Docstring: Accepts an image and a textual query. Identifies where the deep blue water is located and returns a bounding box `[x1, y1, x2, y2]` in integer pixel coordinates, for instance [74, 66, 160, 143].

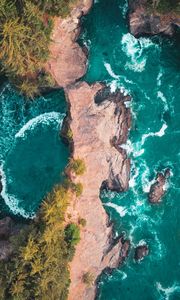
[81, 0, 180, 299]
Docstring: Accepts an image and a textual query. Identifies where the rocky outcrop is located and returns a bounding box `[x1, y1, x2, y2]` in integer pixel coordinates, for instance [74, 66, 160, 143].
[134, 244, 149, 261]
[45, 0, 93, 87]
[148, 169, 170, 203]
[0, 217, 27, 261]
[128, 0, 180, 37]
[65, 82, 131, 300]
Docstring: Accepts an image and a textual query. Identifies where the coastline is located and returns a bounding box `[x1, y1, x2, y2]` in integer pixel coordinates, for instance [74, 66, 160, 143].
[46, 1, 131, 298]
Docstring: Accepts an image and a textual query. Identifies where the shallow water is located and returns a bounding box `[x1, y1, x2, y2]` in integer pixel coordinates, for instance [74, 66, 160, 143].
[81, 0, 180, 299]
[0, 84, 68, 218]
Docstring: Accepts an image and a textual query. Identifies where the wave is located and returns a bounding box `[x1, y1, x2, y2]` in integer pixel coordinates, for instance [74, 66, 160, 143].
[0, 111, 65, 218]
[156, 282, 180, 300]
[121, 33, 158, 72]
[104, 202, 127, 217]
[15, 112, 64, 139]
[141, 123, 168, 145]
[0, 166, 35, 218]
[157, 91, 168, 111]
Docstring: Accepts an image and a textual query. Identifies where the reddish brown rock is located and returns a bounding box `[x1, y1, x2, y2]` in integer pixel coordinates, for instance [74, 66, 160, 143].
[134, 244, 149, 261]
[148, 169, 170, 204]
[65, 82, 131, 300]
[46, 0, 93, 88]
[128, 0, 180, 37]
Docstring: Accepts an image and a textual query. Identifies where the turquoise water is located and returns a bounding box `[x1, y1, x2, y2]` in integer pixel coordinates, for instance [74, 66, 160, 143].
[0, 84, 68, 218]
[81, 0, 180, 299]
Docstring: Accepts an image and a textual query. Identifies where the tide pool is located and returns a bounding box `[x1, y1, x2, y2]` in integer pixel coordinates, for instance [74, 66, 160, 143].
[81, 0, 180, 299]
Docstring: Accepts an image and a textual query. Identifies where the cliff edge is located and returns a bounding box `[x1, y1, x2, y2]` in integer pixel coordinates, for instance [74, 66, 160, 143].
[128, 0, 180, 37]
[65, 82, 131, 300]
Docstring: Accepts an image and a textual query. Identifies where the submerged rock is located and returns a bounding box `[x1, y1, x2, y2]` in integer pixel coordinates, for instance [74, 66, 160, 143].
[134, 244, 149, 261]
[128, 0, 180, 37]
[148, 169, 170, 204]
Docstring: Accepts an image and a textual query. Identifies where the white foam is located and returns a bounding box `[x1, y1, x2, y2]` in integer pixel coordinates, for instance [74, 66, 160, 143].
[104, 202, 127, 217]
[157, 91, 168, 111]
[156, 282, 180, 300]
[141, 123, 168, 145]
[15, 112, 64, 138]
[0, 166, 35, 218]
[121, 33, 156, 72]
[0, 111, 65, 218]
[104, 62, 120, 79]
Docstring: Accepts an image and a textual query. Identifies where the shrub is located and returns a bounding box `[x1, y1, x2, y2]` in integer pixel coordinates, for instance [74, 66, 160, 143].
[82, 272, 94, 287]
[73, 182, 83, 197]
[78, 218, 86, 227]
[0, 184, 76, 299]
[65, 223, 80, 247]
[69, 158, 86, 176]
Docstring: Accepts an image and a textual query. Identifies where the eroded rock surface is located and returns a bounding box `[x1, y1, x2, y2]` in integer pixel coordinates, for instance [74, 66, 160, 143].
[148, 169, 170, 203]
[46, 0, 93, 87]
[65, 82, 131, 300]
[128, 0, 180, 37]
[134, 244, 149, 261]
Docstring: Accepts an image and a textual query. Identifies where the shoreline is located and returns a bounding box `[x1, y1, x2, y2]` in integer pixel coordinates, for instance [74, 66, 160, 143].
[46, 1, 131, 298]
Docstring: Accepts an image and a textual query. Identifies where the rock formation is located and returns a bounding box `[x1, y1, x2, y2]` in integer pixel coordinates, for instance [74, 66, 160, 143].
[0, 217, 26, 261]
[45, 0, 93, 87]
[148, 169, 170, 203]
[65, 82, 131, 300]
[46, 1, 131, 299]
[134, 244, 149, 261]
[128, 0, 180, 37]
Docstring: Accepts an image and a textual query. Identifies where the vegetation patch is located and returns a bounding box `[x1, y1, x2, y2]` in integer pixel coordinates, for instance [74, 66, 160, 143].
[68, 158, 86, 176]
[0, 185, 80, 300]
[0, 0, 77, 98]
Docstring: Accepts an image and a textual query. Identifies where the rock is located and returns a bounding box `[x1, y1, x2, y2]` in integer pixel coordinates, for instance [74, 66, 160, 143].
[128, 0, 180, 37]
[134, 244, 149, 261]
[46, 0, 93, 88]
[148, 169, 170, 203]
[65, 82, 131, 300]
[0, 217, 13, 240]
[0, 240, 13, 261]
[102, 237, 130, 270]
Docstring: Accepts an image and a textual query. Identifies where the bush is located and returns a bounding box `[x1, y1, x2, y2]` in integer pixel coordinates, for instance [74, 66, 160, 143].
[82, 272, 94, 287]
[78, 218, 86, 227]
[65, 223, 80, 247]
[0, 184, 77, 300]
[73, 182, 83, 197]
[69, 158, 86, 176]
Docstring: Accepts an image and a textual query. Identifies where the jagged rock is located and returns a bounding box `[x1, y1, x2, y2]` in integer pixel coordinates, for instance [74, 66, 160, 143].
[134, 244, 149, 261]
[102, 237, 130, 270]
[65, 82, 131, 300]
[128, 0, 180, 37]
[0, 217, 13, 240]
[46, 0, 93, 88]
[148, 169, 170, 203]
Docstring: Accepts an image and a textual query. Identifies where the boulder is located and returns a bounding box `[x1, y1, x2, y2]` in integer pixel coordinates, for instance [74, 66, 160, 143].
[134, 244, 149, 261]
[148, 169, 170, 203]
[128, 0, 180, 37]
